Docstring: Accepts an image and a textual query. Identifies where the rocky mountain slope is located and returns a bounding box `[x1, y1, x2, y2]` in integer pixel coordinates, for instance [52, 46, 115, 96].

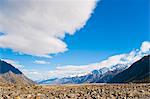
[110, 55, 150, 83]
[0, 60, 35, 85]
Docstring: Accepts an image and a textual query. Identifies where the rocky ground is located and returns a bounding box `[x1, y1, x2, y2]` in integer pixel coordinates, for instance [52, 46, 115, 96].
[0, 83, 150, 99]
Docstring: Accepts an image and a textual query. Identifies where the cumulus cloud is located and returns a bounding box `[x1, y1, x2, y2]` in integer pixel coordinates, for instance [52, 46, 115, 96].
[0, 0, 97, 57]
[140, 41, 150, 53]
[1, 59, 23, 68]
[34, 60, 50, 64]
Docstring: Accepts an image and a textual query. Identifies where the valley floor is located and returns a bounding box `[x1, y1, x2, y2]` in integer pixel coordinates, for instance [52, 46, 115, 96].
[0, 83, 150, 99]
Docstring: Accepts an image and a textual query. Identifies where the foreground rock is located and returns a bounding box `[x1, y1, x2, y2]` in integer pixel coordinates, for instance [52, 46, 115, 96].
[0, 83, 150, 99]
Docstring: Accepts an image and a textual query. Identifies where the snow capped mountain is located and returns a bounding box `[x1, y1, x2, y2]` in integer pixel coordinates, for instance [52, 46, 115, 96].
[39, 41, 150, 84]
[39, 63, 130, 84]
[110, 55, 150, 83]
[39, 52, 150, 84]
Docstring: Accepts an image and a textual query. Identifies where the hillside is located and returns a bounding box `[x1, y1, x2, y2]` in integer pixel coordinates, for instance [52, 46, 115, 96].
[110, 55, 150, 83]
[0, 60, 35, 85]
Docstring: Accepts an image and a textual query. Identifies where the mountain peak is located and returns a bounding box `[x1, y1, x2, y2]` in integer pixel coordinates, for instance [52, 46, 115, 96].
[0, 60, 22, 74]
[0, 59, 35, 85]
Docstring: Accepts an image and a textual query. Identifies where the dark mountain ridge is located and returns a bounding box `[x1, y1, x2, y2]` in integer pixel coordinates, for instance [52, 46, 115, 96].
[0, 59, 35, 85]
[110, 55, 150, 83]
[0, 60, 22, 74]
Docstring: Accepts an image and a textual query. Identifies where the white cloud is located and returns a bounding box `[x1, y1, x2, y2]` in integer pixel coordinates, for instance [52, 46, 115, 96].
[46, 54, 131, 78]
[140, 41, 150, 53]
[1, 59, 23, 68]
[22, 69, 51, 81]
[34, 60, 50, 64]
[0, 0, 97, 58]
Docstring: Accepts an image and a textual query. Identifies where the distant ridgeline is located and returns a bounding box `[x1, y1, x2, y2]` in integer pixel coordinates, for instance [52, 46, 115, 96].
[0, 60, 35, 85]
[39, 55, 150, 84]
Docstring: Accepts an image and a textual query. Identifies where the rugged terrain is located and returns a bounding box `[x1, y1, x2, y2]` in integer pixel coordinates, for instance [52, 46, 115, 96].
[0, 83, 150, 99]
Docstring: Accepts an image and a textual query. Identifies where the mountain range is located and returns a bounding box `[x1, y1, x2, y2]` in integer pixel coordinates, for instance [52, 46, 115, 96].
[0, 55, 149, 85]
[39, 55, 150, 84]
[39, 64, 127, 84]
[0, 60, 35, 85]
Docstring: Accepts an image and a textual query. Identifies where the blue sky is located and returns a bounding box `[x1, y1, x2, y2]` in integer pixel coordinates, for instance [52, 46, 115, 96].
[0, 0, 149, 80]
